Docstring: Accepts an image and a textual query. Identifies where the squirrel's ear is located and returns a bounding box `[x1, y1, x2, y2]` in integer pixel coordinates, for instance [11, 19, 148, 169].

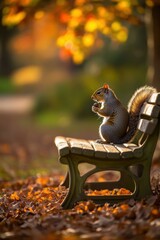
[103, 84, 109, 92]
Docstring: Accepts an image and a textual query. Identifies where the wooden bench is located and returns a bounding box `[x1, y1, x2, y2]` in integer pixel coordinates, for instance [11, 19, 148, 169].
[55, 93, 160, 209]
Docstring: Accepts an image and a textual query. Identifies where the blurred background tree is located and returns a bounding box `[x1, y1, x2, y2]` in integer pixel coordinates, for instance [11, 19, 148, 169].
[1, 0, 160, 89]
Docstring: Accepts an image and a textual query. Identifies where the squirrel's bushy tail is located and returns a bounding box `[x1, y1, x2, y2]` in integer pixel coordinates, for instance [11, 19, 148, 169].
[118, 86, 157, 143]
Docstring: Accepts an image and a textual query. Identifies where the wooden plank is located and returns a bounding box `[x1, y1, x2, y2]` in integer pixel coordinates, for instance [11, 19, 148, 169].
[66, 138, 94, 157]
[55, 136, 68, 146]
[89, 141, 107, 158]
[123, 143, 143, 158]
[148, 93, 160, 105]
[81, 140, 95, 157]
[68, 138, 83, 155]
[137, 118, 158, 135]
[70, 139, 94, 157]
[140, 103, 160, 118]
[114, 144, 134, 158]
[102, 144, 120, 159]
[56, 143, 70, 156]
[54, 136, 70, 156]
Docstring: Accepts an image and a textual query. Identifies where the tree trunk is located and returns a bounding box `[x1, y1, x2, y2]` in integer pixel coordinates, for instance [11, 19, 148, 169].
[146, 5, 160, 91]
[0, 8, 13, 77]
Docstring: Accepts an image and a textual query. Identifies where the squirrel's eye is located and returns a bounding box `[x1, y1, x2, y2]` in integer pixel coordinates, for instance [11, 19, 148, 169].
[97, 91, 101, 95]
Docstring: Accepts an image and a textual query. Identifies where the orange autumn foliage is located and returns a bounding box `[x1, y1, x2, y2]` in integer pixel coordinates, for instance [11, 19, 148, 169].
[10, 191, 20, 200]
[1, 174, 160, 239]
[86, 188, 132, 196]
[1, 0, 154, 64]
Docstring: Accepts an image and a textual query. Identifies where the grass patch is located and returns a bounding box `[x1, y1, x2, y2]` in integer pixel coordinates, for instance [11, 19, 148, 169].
[0, 78, 17, 94]
[0, 155, 65, 180]
[34, 111, 73, 128]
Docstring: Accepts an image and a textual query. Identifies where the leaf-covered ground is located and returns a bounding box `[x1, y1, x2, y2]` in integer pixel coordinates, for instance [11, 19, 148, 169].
[0, 115, 160, 240]
[1, 173, 160, 240]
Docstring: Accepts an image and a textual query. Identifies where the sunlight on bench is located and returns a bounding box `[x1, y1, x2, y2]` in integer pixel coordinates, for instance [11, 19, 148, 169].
[55, 93, 160, 209]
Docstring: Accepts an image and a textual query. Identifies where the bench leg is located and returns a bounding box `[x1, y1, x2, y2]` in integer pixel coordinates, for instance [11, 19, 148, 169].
[118, 168, 138, 194]
[61, 157, 86, 209]
[60, 172, 69, 188]
[136, 161, 152, 199]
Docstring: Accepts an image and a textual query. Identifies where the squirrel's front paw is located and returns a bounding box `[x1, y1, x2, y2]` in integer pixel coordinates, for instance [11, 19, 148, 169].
[92, 102, 101, 113]
[92, 106, 99, 113]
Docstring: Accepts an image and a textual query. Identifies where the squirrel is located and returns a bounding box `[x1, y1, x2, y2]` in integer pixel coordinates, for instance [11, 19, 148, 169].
[91, 84, 157, 144]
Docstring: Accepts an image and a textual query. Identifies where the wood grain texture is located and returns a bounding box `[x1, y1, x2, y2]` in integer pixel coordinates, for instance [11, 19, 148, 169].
[102, 144, 120, 159]
[89, 141, 107, 158]
[68, 138, 83, 154]
[67, 138, 95, 157]
[82, 140, 95, 157]
[114, 144, 134, 158]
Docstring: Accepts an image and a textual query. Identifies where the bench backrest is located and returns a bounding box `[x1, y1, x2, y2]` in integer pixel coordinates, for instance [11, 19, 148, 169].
[132, 92, 160, 146]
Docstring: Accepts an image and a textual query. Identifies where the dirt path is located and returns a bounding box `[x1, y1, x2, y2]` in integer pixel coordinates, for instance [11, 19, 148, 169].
[0, 96, 34, 113]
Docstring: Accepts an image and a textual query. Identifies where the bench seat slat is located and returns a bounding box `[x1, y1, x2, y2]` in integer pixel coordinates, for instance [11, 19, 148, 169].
[55, 137, 143, 159]
[140, 103, 160, 118]
[114, 144, 134, 158]
[102, 144, 120, 159]
[123, 143, 143, 158]
[148, 93, 160, 105]
[75, 139, 95, 157]
[68, 139, 83, 155]
[55, 136, 70, 156]
[67, 138, 95, 157]
[82, 140, 95, 157]
[89, 141, 107, 158]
